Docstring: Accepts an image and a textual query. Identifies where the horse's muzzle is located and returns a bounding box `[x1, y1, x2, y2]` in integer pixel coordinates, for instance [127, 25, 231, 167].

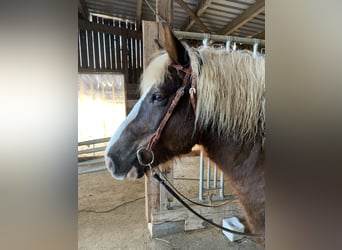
[105, 156, 114, 172]
[105, 156, 124, 180]
[105, 155, 144, 180]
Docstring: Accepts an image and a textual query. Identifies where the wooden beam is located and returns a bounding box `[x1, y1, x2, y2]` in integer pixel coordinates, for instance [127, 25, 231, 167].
[175, 0, 210, 33]
[181, 0, 213, 31]
[218, 0, 265, 35]
[156, 0, 174, 27]
[253, 30, 265, 39]
[78, 0, 90, 21]
[136, 0, 143, 28]
[142, 21, 162, 223]
[78, 19, 142, 39]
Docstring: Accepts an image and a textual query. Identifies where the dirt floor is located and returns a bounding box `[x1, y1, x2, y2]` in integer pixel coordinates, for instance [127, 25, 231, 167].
[78, 157, 261, 250]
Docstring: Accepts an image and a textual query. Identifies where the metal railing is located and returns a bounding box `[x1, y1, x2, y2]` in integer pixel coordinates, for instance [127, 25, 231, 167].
[78, 138, 233, 206]
[78, 137, 110, 175]
[167, 151, 235, 208]
[199, 151, 225, 201]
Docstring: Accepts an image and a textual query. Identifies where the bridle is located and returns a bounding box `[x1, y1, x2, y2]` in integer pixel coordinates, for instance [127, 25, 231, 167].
[136, 63, 195, 169]
[136, 64, 264, 239]
[145, 64, 196, 152]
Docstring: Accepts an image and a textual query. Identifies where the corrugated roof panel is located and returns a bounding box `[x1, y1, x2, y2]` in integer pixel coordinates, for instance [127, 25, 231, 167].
[81, 0, 264, 40]
[212, 0, 252, 9]
[203, 8, 240, 19]
[211, 2, 249, 13]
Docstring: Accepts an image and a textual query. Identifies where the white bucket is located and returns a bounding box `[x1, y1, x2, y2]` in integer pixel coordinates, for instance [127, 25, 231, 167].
[222, 216, 245, 241]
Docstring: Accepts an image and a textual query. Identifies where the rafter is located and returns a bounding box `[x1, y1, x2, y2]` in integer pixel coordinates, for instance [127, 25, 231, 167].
[175, 0, 210, 33]
[157, 0, 174, 27]
[78, 0, 90, 21]
[253, 30, 265, 39]
[218, 0, 265, 35]
[181, 0, 213, 31]
[136, 0, 143, 28]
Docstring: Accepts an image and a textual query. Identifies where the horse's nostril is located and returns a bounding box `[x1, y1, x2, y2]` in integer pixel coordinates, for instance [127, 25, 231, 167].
[106, 157, 114, 172]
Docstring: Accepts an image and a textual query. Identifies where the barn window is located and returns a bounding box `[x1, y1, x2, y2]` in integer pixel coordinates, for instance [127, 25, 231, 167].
[78, 73, 126, 142]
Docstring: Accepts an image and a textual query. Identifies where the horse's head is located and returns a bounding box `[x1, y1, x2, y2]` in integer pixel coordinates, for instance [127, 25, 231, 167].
[105, 24, 198, 180]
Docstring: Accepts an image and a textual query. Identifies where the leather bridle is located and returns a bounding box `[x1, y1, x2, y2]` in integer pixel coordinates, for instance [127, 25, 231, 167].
[136, 64, 195, 168]
[145, 64, 196, 152]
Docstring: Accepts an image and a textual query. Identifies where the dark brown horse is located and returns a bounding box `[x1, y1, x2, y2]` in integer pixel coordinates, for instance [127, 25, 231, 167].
[105, 25, 265, 245]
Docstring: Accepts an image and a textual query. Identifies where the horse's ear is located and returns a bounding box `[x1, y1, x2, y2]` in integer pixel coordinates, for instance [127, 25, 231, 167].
[160, 23, 190, 67]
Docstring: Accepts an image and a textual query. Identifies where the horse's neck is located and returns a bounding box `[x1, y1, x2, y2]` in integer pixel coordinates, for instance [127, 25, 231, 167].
[201, 136, 265, 234]
[204, 138, 265, 200]
[201, 136, 264, 176]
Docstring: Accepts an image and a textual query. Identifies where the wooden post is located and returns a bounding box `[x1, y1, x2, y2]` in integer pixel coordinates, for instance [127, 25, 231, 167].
[142, 21, 161, 223]
[142, 20, 175, 222]
[143, 2, 174, 225]
[159, 162, 174, 211]
[156, 0, 174, 28]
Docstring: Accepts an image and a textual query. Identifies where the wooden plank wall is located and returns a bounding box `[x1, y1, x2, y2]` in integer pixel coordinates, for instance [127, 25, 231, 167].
[78, 16, 143, 107]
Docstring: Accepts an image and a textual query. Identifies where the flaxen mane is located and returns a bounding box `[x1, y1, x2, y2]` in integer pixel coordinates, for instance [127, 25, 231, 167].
[140, 46, 265, 143]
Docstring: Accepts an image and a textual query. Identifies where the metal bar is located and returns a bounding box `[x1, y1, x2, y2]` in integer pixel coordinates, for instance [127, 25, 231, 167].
[226, 40, 231, 51]
[207, 157, 211, 189]
[199, 150, 204, 201]
[203, 187, 223, 191]
[78, 166, 107, 175]
[253, 41, 259, 57]
[213, 164, 217, 188]
[78, 137, 110, 146]
[173, 30, 265, 46]
[220, 170, 224, 199]
[78, 146, 106, 155]
[78, 158, 105, 167]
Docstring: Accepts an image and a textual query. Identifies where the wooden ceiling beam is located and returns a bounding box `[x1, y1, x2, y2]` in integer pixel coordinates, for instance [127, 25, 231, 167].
[78, 19, 142, 39]
[175, 0, 210, 33]
[136, 0, 143, 28]
[78, 0, 90, 21]
[181, 0, 213, 31]
[253, 30, 265, 39]
[157, 0, 174, 27]
[218, 0, 265, 35]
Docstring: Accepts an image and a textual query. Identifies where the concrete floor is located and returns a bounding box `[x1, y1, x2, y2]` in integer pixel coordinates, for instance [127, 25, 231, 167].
[78, 157, 261, 250]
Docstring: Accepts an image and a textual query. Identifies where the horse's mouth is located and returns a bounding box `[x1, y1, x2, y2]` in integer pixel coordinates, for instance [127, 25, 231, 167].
[107, 161, 145, 180]
[105, 154, 147, 180]
[126, 165, 145, 179]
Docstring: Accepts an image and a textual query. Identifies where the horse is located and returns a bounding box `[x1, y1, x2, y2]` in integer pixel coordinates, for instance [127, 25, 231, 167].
[105, 24, 265, 246]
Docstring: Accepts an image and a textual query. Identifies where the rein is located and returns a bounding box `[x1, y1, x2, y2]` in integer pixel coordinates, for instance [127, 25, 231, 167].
[152, 171, 264, 238]
[136, 64, 264, 239]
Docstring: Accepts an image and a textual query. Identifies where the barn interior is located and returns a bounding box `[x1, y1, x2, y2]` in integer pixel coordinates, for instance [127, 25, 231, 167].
[78, 1, 265, 249]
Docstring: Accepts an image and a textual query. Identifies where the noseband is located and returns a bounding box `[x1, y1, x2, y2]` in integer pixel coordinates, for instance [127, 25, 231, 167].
[136, 64, 197, 168]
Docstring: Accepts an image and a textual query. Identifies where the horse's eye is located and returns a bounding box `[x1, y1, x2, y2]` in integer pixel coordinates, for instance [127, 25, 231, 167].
[152, 92, 165, 103]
